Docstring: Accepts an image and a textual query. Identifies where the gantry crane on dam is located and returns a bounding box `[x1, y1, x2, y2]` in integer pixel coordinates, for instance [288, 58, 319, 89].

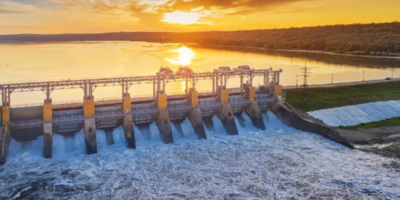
[0, 66, 284, 165]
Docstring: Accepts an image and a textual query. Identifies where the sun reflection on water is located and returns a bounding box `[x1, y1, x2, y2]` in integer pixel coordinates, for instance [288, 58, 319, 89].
[166, 46, 195, 66]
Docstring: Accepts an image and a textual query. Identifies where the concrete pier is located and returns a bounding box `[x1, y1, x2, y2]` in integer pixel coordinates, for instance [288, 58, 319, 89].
[155, 93, 173, 144]
[217, 105, 238, 135]
[244, 85, 265, 130]
[0, 125, 11, 165]
[43, 99, 53, 158]
[2, 106, 10, 127]
[84, 118, 97, 154]
[245, 102, 266, 130]
[156, 110, 173, 144]
[217, 87, 238, 135]
[122, 93, 136, 148]
[43, 122, 53, 158]
[189, 108, 206, 139]
[187, 90, 206, 139]
[123, 114, 136, 148]
[84, 97, 97, 154]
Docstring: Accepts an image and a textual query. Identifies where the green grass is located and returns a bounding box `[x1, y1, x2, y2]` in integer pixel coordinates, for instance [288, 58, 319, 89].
[341, 117, 400, 130]
[285, 81, 400, 112]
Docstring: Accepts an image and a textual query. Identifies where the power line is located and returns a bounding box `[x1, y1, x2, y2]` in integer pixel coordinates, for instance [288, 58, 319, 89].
[300, 62, 311, 88]
[392, 68, 395, 79]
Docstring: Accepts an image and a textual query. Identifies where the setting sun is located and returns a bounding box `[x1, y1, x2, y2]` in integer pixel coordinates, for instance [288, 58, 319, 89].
[166, 46, 195, 66]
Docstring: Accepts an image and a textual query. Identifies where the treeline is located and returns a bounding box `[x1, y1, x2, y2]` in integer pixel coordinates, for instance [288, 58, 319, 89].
[1, 22, 400, 56]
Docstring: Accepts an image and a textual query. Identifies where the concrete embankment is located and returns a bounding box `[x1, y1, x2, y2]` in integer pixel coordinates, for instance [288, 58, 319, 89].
[271, 102, 354, 148]
[307, 100, 400, 127]
[272, 101, 400, 158]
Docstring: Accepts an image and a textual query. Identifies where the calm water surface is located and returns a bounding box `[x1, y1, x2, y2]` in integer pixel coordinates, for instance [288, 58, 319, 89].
[0, 41, 399, 105]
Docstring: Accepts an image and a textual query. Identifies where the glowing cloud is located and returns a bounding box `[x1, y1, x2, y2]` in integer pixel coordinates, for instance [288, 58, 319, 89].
[163, 11, 207, 25]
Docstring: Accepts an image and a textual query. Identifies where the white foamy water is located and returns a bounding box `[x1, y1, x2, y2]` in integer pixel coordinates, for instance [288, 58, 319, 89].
[1, 111, 400, 199]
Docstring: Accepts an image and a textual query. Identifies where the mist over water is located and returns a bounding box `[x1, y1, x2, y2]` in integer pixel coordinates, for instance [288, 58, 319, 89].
[1, 111, 400, 199]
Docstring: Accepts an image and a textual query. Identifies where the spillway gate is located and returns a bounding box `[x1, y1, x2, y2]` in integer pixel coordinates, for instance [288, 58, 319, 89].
[0, 66, 284, 164]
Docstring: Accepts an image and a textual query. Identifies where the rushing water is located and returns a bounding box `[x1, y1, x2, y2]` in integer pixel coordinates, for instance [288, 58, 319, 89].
[1, 112, 399, 199]
[0, 42, 400, 105]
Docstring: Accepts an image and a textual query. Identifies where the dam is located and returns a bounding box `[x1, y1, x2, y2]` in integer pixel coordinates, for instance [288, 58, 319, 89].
[0, 66, 283, 165]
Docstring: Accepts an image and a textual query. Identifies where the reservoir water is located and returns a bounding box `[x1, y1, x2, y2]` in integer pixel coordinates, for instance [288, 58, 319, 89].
[0, 41, 399, 105]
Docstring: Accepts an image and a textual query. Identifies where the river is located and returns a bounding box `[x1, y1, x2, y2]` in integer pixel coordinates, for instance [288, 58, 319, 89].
[1, 42, 399, 199]
[1, 112, 399, 199]
[0, 41, 399, 105]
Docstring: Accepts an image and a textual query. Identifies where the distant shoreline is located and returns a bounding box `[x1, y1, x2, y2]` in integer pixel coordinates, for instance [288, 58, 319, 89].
[1, 40, 399, 60]
[192, 44, 400, 60]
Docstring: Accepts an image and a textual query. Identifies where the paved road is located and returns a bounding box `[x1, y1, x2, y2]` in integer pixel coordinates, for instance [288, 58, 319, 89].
[283, 78, 400, 89]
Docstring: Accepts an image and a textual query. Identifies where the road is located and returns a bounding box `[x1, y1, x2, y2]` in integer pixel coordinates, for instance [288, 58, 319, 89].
[283, 78, 400, 89]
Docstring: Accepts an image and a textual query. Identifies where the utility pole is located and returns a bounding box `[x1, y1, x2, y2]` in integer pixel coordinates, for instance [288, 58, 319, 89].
[392, 68, 395, 79]
[363, 71, 365, 81]
[331, 73, 333, 84]
[300, 63, 311, 88]
[296, 74, 298, 88]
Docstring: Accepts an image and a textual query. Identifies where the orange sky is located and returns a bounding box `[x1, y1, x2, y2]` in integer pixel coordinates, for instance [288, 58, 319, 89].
[0, 0, 399, 34]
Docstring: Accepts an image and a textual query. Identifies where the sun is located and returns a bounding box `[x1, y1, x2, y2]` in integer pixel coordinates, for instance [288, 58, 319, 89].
[163, 11, 203, 25]
[166, 46, 195, 66]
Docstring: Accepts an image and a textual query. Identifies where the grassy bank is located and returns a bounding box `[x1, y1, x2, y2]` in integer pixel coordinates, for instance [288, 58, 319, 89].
[341, 117, 400, 130]
[285, 81, 400, 112]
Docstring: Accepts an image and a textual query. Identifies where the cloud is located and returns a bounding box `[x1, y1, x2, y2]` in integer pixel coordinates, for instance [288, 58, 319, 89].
[0, 0, 38, 14]
[48, 0, 130, 14]
[163, 0, 312, 14]
[47, 0, 315, 27]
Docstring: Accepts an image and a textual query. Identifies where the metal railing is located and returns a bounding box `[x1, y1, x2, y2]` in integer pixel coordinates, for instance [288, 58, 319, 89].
[10, 118, 43, 127]
[12, 103, 43, 108]
[9, 92, 279, 129]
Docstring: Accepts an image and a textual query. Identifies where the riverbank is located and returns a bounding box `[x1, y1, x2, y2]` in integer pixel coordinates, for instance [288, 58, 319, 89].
[284, 81, 400, 112]
[2, 22, 400, 59]
[338, 126, 400, 159]
[274, 101, 400, 159]
[342, 117, 400, 130]
[283, 82, 400, 159]
[192, 44, 400, 60]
